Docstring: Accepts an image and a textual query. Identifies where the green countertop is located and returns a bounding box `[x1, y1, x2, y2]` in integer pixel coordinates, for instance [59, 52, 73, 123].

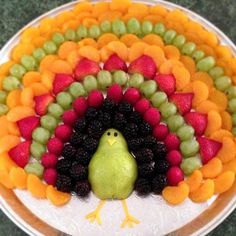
[0, 0, 235, 235]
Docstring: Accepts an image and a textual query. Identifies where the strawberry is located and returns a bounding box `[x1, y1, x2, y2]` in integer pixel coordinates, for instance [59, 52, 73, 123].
[197, 137, 222, 164]
[17, 116, 40, 140]
[154, 74, 176, 95]
[184, 112, 207, 136]
[34, 94, 54, 116]
[103, 54, 128, 72]
[74, 58, 100, 81]
[169, 93, 194, 115]
[128, 55, 157, 80]
[53, 74, 74, 95]
[9, 141, 31, 168]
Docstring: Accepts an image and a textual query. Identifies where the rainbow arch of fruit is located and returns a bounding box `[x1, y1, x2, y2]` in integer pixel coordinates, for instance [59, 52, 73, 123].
[0, 0, 236, 207]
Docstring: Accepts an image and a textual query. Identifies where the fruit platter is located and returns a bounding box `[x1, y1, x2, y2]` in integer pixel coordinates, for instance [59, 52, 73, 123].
[0, 0, 236, 235]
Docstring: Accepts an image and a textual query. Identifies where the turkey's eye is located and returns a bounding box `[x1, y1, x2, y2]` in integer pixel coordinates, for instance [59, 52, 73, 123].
[114, 132, 118, 137]
[107, 132, 110, 136]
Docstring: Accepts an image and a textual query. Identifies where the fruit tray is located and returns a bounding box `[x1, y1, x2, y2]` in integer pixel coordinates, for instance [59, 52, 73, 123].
[0, 0, 236, 235]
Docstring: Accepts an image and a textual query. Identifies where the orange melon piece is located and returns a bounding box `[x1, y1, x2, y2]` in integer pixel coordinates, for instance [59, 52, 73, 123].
[9, 167, 27, 189]
[27, 174, 47, 199]
[49, 60, 73, 74]
[20, 87, 34, 107]
[142, 34, 164, 48]
[209, 89, 227, 111]
[120, 34, 140, 47]
[110, 0, 131, 13]
[192, 71, 213, 89]
[0, 116, 9, 138]
[214, 171, 235, 194]
[164, 45, 180, 60]
[128, 42, 149, 62]
[97, 33, 119, 49]
[46, 185, 71, 206]
[22, 71, 41, 87]
[201, 158, 222, 179]
[189, 179, 215, 202]
[144, 45, 166, 67]
[0, 61, 15, 76]
[29, 83, 49, 96]
[6, 89, 22, 108]
[66, 50, 81, 69]
[0, 135, 20, 154]
[172, 65, 190, 90]
[73, 2, 93, 14]
[78, 38, 98, 48]
[11, 44, 35, 62]
[7, 121, 20, 136]
[162, 182, 189, 205]
[39, 55, 58, 72]
[41, 71, 55, 91]
[58, 41, 78, 59]
[204, 110, 222, 136]
[223, 158, 236, 173]
[195, 100, 219, 113]
[220, 111, 232, 131]
[186, 170, 203, 193]
[0, 152, 17, 172]
[179, 55, 196, 76]
[7, 106, 35, 122]
[217, 137, 236, 163]
[192, 80, 209, 107]
[78, 46, 100, 62]
[0, 167, 15, 189]
[210, 129, 233, 142]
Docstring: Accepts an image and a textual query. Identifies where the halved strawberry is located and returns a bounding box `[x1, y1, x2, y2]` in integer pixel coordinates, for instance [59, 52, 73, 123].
[103, 54, 128, 72]
[184, 112, 207, 136]
[128, 55, 157, 80]
[34, 94, 54, 116]
[74, 58, 100, 81]
[17, 116, 40, 140]
[53, 74, 74, 95]
[170, 93, 194, 115]
[154, 74, 176, 95]
[197, 137, 222, 164]
[9, 141, 31, 168]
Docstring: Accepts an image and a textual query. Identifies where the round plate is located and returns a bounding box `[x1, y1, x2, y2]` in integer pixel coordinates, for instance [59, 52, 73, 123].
[0, 1, 236, 236]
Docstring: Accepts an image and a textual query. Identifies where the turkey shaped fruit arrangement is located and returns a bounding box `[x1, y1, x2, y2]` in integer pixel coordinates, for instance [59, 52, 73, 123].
[0, 0, 236, 228]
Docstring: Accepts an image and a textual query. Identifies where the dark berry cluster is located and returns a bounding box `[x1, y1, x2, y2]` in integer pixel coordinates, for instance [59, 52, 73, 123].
[56, 98, 169, 198]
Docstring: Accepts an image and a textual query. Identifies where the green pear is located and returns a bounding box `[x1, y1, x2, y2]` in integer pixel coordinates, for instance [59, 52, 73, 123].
[88, 128, 137, 200]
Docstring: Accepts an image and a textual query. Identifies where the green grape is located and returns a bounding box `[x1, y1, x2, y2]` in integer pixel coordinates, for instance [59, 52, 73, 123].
[65, 29, 76, 41]
[150, 91, 167, 107]
[69, 82, 86, 98]
[100, 21, 111, 33]
[163, 30, 177, 44]
[129, 73, 144, 88]
[3, 76, 21, 91]
[228, 98, 236, 113]
[97, 70, 113, 90]
[180, 139, 199, 157]
[10, 64, 26, 78]
[141, 20, 153, 35]
[33, 48, 46, 61]
[48, 103, 64, 118]
[127, 18, 141, 35]
[88, 25, 101, 39]
[167, 115, 184, 132]
[197, 56, 215, 71]
[21, 55, 37, 71]
[40, 115, 58, 131]
[112, 19, 126, 36]
[232, 113, 236, 125]
[140, 80, 157, 98]
[24, 162, 44, 178]
[77, 25, 88, 39]
[30, 141, 46, 160]
[56, 92, 73, 109]
[209, 66, 224, 79]
[180, 156, 202, 175]
[0, 91, 7, 104]
[153, 23, 165, 36]
[32, 127, 50, 145]
[83, 75, 98, 92]
[113, 70, 128, 86]
[181, 42, 196, 56]
[159, 102, 177, 119]
[52, 32, 65, 45]
[227, 86, 236, 99]
[192, 50, 205, 61]
[177, 125, 194, 141]
[0, 104, 9, 115]
[232, 127, 236, 136]
[215, 76, 231, 91]
[43, 41, 57, 54]
[172, 35, 186, 49]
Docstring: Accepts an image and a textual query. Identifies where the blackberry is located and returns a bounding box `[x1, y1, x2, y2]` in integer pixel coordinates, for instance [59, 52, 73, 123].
[98, 111, 112, 128]
[128, 111, 142, 124]
[139, 122, 152, 136]
[152, 174, 168, 194]
[127, 138, 144, 151]
[75, 148, 91, 165]
[138, 163, 155, 178]
[155, 159, 170, 174]
[87, 120, 104, 139]
[123, 123, 139, 138]
[74, 118, 87, 133]
[61, 144, 76, 159]
[118, 101, 133, 115]
[152, 142, 167, 159]
[83, 138, 99, 153]
[113, 113, 127, 130]
[102, 98, 117, 113]
[134, 148, 154, 163]
[70, 132, 84, 147]
[85, 107, 98, 121]
[143, 136, 157, 148]
[56, 174, 73, 193]
[74, 180, 91, 197]
[56, 159, 71, 174]
[70, 164, 88, 181]
[135, 178, 151, 196]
